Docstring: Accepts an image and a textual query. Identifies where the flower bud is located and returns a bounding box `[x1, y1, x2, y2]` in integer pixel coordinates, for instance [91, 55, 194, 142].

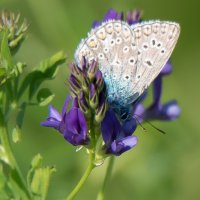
[69, 74, 81, 94]
[87, 60, 98, 81]
[89, 84, 98, 109]
[0, 11, 29, 54]
[82, 75, 89, 93]
[78, 91, 90, 116]
[95, 70, 104, 92]
[70, 63, 83, 81]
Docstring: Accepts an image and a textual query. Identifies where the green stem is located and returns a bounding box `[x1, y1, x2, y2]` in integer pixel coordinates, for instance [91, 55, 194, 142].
[66, 152, 95, 200]
[96, 156, 115, 200]
[0, 111, 31, 199]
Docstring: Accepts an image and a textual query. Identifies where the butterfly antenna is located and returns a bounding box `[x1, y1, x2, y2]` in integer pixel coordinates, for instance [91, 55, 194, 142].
[133, 116, 147, 132]
[133, 114, 166, 134]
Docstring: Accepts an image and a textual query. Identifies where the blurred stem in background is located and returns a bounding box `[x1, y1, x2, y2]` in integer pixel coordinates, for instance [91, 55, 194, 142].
[65, 150, 115, 200]
[96, 156, 115, 200]
[66, 151, 95, 200]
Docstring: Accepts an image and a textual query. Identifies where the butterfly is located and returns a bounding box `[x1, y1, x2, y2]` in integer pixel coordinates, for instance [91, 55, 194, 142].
[74, 20, 180, 119]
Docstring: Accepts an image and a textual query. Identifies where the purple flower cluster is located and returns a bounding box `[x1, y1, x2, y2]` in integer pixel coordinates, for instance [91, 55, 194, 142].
[41, 96, 89, 146]
[41, 9, 180, 157]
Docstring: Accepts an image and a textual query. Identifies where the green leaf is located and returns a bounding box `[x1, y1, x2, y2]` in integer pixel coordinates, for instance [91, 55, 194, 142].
[16, 102, 27, 129]
[31, 154, 43, 169]
[27, 154, 43, 191]
[37, 88, 54, 106]
[0, 164, 10, 200]
[0, 30, 13, 70]
[8, 169, 30, 200]
[27, 154, 56, 200]
[30, 167, 55, 200]
[17, 51, 66, 101]
[0, 145, 10, 166]
[12, 126, 21, 143]
[0, 67, 6, 77]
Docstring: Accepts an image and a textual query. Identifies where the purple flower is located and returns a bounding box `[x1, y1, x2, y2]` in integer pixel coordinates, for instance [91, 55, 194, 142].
[101, 109, 137, 156]
[134, 61, 181, 122]
[64, 106, 89, 146]
[92, 9, 142, 28]
[41, 96, 89, 146]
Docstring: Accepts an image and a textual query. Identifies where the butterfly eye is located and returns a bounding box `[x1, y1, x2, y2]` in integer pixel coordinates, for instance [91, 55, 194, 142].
[156, 42, 162, 49]
[161, 48, 165, 54]
[116, 37, 122, 44]
[115, 60, 121, 65]
[144, 59, 153, 67]
[110, 39, 115, 46]
[151, 39, 156, 47]
[142, 43, 149, 50]
[131, 42, 136, 49]
[124, 75, 130, 80]
[103, 47, 109, 53]
[123, 46, 129, 53]
[128, 57, 135, 65]
[98, 53, 105, 59]
[136, 74, 141, 80]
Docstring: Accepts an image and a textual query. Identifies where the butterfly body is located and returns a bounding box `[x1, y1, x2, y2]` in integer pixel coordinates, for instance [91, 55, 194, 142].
[75, 20, 180, 118]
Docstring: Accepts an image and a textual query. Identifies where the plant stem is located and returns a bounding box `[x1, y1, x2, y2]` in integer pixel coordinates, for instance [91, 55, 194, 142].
[96, 156, 115, 200]
[66, 152, 95, 200]
[0, 111, 31, 199]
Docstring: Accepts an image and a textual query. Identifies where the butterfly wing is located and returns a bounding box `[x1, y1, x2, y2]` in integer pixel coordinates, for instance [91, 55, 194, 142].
[75, 20, 180, 107]
[75, 20, 138, 105]
[126, 21, 180, 104]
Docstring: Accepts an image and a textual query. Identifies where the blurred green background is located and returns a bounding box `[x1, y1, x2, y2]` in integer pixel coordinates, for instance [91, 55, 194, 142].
[1, 0, 200, 199]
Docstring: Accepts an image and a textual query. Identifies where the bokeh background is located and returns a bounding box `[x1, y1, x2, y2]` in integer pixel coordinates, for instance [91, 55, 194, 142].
[0, 0, 200, 199]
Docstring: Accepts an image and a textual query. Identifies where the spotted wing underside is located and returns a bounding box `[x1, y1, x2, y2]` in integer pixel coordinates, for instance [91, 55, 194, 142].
[75, 20, 180, 106]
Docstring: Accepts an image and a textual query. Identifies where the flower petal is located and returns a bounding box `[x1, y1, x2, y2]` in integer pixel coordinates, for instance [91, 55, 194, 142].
[92, 20, 101, 28]
[101, 109, 121, 145]
[110, 136, 138, 156]
[133, 103, 145, 123]
[41, 120, 60, 130]
[62, 95, 72, 116]
[160, 60, 172, 75]
[161, 100, 181, 120]
[64, 108, 88, 146]
[127, 10, 141, 25]
[103, 9, 119, 21]
[151, 75, 162, 107]
[122, 118, 137, 137]
[49, 105, 62, 121]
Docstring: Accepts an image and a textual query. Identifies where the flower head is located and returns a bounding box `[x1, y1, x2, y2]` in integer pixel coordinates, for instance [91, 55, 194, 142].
[0, 11, 29, 54]
[41, 96, 89, 146]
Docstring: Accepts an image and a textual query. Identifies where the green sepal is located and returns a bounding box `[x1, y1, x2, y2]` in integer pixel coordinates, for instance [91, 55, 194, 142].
[37, 88, 54, 106]
[89, 92, 98, 109]
[95, 102, 107, 124]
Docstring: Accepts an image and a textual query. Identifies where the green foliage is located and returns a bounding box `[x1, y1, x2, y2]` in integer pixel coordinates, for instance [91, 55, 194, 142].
[26, 154, 56, 200]
[0, 10, 66, 200]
